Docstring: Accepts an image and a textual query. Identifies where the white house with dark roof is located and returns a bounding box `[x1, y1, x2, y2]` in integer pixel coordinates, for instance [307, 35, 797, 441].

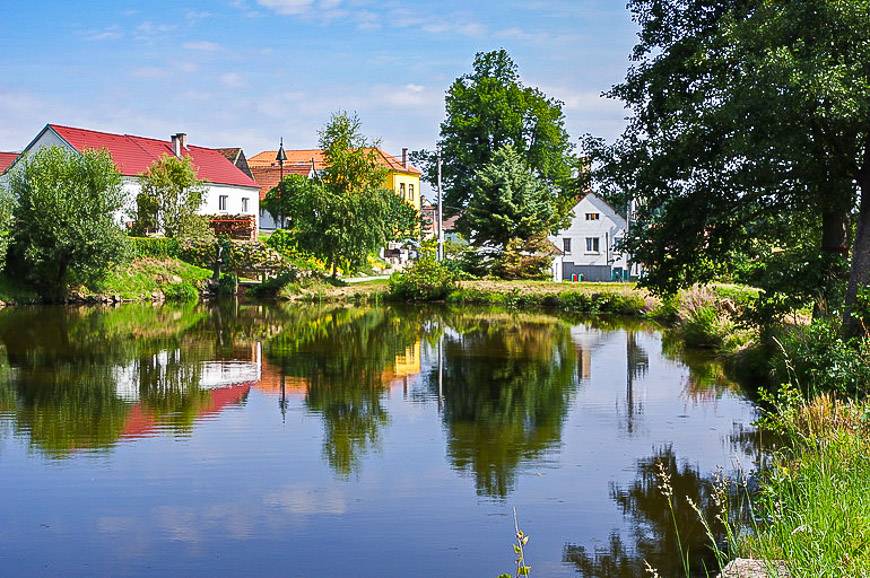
[550, 193, 640, 282]
[5, 124, 261, 234]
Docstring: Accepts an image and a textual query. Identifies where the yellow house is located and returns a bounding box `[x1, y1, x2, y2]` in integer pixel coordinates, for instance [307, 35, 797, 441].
[248, 147, 422, 211]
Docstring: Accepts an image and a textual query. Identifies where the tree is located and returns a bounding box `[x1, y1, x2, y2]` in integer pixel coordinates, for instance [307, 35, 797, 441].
[587, 1, 870, 335]
[262, 174, 311, 229]
[412, 49, 576, 216]
[138, 154, 206, 238]
[460, 145, 569, 248]
[285, 112, 418, 277]
[0, 186, 16, 272]
[8, 146, 128, 297]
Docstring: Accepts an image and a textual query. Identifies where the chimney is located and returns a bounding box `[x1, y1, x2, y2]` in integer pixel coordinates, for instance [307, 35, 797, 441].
[401, 147, 408, 169]
[171, 133, 188, 157]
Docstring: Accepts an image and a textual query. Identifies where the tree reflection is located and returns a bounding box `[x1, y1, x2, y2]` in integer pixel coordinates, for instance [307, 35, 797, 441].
[0, 305, 251, 456]
[432, 312, 579, 498]
[265, 306, 425, 477]
[564, 446, 753, 577]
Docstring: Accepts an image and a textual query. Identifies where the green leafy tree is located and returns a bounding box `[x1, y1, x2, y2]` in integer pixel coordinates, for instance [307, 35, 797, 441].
[461, 145, 569, 249]
[262, 173, 312, 229]
[8, 146, 128, 297]
[587, 0, 870, 335]
[413, 49, 576, 215]
[0, 187, 16, 272]
[286, 112, 418, 277]
[138, 154, 206, 238]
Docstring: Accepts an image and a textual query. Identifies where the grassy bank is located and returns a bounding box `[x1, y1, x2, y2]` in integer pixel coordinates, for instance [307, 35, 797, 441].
[740, 394, 869, 576]
[0, 257, 213, 305]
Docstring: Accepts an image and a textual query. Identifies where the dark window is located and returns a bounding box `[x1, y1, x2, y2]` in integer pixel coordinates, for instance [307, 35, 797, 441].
[585, 213, 600, 221]
[219, 195, 228, 211]
[241, 197, 249, 212]
[586, 237, 600, 253]
[563, 238, 571, 253]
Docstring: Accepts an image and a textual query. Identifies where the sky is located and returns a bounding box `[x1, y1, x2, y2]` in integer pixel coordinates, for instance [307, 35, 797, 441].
[0, 0, 638, 163]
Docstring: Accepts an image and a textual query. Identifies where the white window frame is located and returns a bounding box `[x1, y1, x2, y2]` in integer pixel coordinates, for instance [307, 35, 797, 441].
[585, 212, 600, 221]
[585, 237, 600, 254]
[241, 197, 249, 213]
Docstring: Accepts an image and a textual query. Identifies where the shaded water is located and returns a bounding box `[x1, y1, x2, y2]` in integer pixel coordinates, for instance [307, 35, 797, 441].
[0, 303, 761, 577]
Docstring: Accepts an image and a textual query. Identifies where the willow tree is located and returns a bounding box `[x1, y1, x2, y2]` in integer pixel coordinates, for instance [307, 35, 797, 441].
[589, 0, 870, 335]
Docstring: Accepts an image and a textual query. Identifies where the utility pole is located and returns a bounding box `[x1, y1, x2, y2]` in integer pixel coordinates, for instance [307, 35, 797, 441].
[436, 150, 444, 261]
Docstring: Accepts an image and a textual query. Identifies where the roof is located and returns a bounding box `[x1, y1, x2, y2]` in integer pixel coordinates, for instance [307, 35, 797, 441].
[0, 152, 18, 174]
[46, 124, 258, 188]
[251, 164, 312, 200]
[248, 147, 422, 175]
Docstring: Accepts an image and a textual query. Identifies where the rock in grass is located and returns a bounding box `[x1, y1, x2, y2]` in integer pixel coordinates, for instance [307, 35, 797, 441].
[719, 559, 789, 577]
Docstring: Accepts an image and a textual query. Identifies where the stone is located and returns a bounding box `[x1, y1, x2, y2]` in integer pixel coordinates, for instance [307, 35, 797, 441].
[719, 559, 789, 578]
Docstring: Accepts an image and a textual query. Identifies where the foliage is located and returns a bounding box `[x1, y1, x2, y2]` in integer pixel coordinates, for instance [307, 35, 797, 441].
[129, 192, 158, 236]
[494, 235, 557, 281]
[461, 145, 569, 249]
[7, 146, 129, 297]
[265, 228, 325, 271]
[388, 245, 458, 301]
[262, 174, 313, 228]
[412, 49, 576, 216]
[587, 0, 870, 334]
[89, 257, 211, 301]
[0, 186, 16, 272]
[129, 236, 181, 259]
[769, 320, 870, 398]
[285, 112, 418, 276]
[138, 154, 206, 238]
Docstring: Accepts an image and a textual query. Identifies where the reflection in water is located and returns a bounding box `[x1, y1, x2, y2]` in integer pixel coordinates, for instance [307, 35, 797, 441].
[564, 445, 754, 578]
[431, 312, 579, 498]
[0, 302, 760, 578]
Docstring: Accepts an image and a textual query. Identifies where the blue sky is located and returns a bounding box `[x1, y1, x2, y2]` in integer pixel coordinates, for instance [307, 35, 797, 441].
[0, 1, 637, 161]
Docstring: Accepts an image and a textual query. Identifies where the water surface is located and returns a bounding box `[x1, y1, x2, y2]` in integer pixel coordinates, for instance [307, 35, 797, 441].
[0, 303, 761, 577]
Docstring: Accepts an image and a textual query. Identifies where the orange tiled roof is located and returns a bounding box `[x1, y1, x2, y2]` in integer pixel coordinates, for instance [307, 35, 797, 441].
[249, 147, 421, 175]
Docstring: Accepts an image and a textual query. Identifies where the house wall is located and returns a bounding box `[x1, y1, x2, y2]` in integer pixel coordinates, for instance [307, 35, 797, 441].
[389, 172, 421, 211]
[550, 194, 630, 282]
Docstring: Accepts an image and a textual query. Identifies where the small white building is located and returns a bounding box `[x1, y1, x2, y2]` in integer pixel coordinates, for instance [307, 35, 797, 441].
[550, 193, 640, 282]
[5, 124, 261, 233]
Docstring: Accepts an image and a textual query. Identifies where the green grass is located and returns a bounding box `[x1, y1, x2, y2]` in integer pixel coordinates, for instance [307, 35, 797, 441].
[88, 257, 212, 301]
[741, 397, 869, 577]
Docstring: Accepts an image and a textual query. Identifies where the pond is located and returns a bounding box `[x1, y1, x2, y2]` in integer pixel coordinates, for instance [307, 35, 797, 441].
[0, 303, 762, 578]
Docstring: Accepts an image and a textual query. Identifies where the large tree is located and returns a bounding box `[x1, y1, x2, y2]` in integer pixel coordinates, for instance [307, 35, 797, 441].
[285, 112, 417, 277]
[588, 0, 870, 335]
[413, 49, 577, 216]
[460, 144, 569, 248]
[8, 146, 128, 297]
[138, 154, 206, 238]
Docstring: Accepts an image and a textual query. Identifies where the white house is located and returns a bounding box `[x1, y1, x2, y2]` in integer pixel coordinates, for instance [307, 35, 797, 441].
[5, 124, 261, 234]
[550, 193, 640, 282]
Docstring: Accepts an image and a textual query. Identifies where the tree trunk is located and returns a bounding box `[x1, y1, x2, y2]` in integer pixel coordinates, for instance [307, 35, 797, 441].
[815, 207, 851, 317]
[843, 178, 869, 337]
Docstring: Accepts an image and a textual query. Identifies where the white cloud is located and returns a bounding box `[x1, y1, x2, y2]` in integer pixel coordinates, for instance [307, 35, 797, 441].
[256, 0, 314, 15]
[183, 41, 221, 51]
[219, 72, 246, 88]
[83, 26, 123, 41]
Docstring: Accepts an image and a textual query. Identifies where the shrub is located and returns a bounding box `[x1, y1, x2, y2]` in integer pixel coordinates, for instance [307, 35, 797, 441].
[0, 187, 15, 272]
[770, 320, 870, 398]
[129, 237, 180, 259]
[388, 251, 459, 301]
[161, 281, 199, 302]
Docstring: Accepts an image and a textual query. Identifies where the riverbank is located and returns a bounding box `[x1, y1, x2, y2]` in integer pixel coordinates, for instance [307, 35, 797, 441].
[0, 257, 213, 305]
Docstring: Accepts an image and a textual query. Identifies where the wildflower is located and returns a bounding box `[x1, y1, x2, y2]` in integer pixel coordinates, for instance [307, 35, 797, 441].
[654, 461, 673, 499]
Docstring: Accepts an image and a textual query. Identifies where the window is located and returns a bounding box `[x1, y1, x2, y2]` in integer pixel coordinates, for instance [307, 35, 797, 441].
[409, 184, 415, 200]
[219, 195, 228, 211]
[241, 197, 249, 213]
[563, 238, 572, 253]
[586, 237, 600, 253]
[585, 213, 600, 221]
[399, 183, 406, 200]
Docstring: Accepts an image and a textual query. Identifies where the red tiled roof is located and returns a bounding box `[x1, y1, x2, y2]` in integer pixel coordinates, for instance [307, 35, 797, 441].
[251, 164, 312, 200]
[0, 152, 18, 174]
[249, 147, 422, 175]
[48, 124, 258, 188]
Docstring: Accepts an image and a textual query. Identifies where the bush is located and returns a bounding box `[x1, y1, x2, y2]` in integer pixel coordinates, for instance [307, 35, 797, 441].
[0, 187, 15, 272]
[129, 237, 180, 259]
[161, 281, 199, 302]
[770, 319, 870, 398]
[388, 251, 459, 301]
